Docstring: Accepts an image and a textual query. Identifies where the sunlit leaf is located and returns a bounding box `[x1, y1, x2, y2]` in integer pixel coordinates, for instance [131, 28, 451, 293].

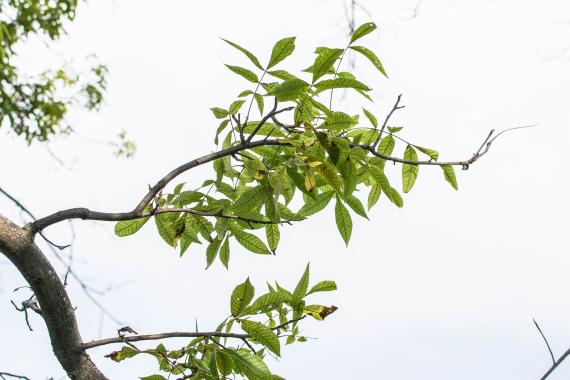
[231, 227, 271, 255]
[225, 64, 259, 83]
[402, 145, 419, 193]
[267, 37, 296, 69]
[441, 164, 458, 190]
[350, 45, 388, 78]
[241, 320, 281, 356]
[307, 281, 337, 295]
[311, 48, 344, 83]
[231, 278, 255, 316]
[335, 200, 352, 246]
[221, 38, 263, 70]
[350, 22, 377, 44]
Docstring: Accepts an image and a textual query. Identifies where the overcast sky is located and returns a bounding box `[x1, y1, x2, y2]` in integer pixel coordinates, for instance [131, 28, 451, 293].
[1, 0, 570, 379]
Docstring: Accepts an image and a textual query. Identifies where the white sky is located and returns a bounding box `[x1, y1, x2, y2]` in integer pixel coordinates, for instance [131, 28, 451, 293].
[1, 0, 570, 379]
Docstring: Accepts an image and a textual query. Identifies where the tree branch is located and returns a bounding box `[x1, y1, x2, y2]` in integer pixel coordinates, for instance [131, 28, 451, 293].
[29, 119, 527, 234]
[30, 139, 286, 232]
[246, 99, 294, 143]
[0, 372, 30, 380]
[0, 215, 107, 379]
[372, 94, 405, 147]
[540, 348, 570, 380]
[82, 331, 248, 350]
[358, 125, 534, 169]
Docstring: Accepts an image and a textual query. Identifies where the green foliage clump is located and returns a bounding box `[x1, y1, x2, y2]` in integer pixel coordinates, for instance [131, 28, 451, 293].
[0, 0, 108, 142]
[112, 22, 459, 379]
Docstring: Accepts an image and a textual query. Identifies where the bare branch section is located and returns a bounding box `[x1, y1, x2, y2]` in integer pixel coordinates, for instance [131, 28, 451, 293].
[0, 372, 31, 380]
[82, 331, 249, 350]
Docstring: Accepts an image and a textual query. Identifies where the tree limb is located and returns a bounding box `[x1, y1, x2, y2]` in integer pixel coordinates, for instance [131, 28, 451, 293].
[82, 331, 249, 350]
[0, 215, 107, 379]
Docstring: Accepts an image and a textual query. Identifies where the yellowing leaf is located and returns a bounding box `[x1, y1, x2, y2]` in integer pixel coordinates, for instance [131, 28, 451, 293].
[402, 145, 419, 193]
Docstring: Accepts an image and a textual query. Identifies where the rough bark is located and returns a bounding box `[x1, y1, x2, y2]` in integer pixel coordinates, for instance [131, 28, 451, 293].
[0, 214, 107, 379]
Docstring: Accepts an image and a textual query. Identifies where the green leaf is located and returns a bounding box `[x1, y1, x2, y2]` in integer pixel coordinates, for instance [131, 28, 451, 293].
[241, 320, 281, 356]
[267, 37, 296, 69]
[254, 93, 264, 115]
[247, 292, 290, 313]
[402, 145, 419, 193]
[219, 237, 230, 269]
[231, 227, 271, 255]
[265, 224, 280, 252]
[115, 216, 150, 237]
[140, 375, 167, 380]
[221, 38, 263, 70]
[206, 238, 222, 268]
[230, 186, 264, 213]
[321, 111, 359, 131]
[226, 349, 271, 379]
[231, 278, 255, 316]
[414, 145, 440, 161]
[154, 214, 177, 247]
[377, 135, 395, 156]
[362, 108, 378, 128]
[229, 99, 246, 114]
[314, 78, 371, 92]
[307, 280, 337, 295]
[292, 263, 310, 303]
[315, 161, 343, 195]
[225, 64, 259, 83]
[266, 78, 309, 99]
[350, 22, 377, 44]
[297, 190, 334, 217]
[210, 107, 229, 119]
[216, 350, 235, 376]
[350, 45, 388, 78]
[346, 194, 368, 219]
[267, 69, 299, 80]
[367, 183, 381, 210]
[441, 164, 458, 190]
[311, 48, 344, 83]
[387, 126, 403, 133]
[335, 200, 352, 246]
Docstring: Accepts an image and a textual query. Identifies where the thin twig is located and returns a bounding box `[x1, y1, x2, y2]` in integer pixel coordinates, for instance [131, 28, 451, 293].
[372, 94, 405, 147]
[534, 319, 555, 364]
[0, 372, 31, 380]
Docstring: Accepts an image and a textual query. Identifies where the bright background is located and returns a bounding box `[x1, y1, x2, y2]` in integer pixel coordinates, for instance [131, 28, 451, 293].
[1, 0, 570, 379]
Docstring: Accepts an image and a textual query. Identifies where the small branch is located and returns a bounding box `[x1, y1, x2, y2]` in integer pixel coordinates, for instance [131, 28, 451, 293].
[0, 372, 31, 380]
[534, 319, 555, 365]
[246, 100, 294, 143]
[272, 315, 306, 331]
[149, 208, 301, 226]
[372, 94, 405, 147]
[82, 331, 248, 350]
[358, 125, 535, 168]
[0, 186, 68, 249]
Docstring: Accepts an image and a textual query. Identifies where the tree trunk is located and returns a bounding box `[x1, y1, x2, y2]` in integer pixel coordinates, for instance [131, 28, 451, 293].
[0, 214, 107, 379]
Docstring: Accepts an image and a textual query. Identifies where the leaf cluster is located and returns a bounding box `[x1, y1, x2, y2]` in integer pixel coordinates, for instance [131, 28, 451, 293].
[0, 0, 109, 142]
[107, 264, 337, 380]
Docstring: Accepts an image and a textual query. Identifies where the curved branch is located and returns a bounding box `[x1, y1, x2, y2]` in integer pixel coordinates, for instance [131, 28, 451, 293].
[0, 214, 107, 379]
[30, 139, 286, 232]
